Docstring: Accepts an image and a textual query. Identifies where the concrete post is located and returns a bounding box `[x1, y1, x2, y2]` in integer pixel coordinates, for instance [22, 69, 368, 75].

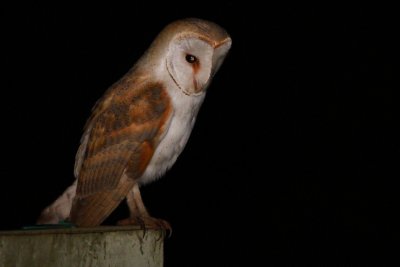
[0, 226, 163, 267]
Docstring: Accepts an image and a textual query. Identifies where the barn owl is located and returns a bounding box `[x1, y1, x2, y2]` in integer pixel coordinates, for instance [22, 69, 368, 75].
[37, 18, 231, 228]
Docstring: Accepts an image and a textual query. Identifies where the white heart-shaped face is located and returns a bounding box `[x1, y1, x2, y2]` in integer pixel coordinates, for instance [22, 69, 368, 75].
[166, 37, 214, 96]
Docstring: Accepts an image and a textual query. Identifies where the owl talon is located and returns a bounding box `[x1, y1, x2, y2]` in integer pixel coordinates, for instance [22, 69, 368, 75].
[117, 216, 172, 238]
[154, 219, 172, 239]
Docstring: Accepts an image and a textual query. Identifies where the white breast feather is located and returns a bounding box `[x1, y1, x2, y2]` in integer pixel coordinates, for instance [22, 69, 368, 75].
[139, 78, 206, 185]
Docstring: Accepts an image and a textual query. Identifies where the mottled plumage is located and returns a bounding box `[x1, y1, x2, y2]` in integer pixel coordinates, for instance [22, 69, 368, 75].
[38, 18, 231, 228]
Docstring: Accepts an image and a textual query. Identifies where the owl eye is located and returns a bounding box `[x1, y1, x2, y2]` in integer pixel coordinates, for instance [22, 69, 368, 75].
[185, 54, 198, 64]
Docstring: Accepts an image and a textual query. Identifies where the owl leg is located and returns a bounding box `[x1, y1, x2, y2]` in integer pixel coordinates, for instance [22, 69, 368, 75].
[117, 183, 171, 235]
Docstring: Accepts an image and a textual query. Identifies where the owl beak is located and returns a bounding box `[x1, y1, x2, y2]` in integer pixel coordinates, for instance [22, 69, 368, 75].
[211, 37, 232, 77]
[196, 37, 231, 93]
[192, 37, 232, 95]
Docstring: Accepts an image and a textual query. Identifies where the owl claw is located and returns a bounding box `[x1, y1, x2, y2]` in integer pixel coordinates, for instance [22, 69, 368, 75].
[117, 216, 172, 238]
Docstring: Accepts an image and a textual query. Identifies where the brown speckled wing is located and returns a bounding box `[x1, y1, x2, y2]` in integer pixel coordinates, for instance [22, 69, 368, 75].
[70, 76, 172, 227]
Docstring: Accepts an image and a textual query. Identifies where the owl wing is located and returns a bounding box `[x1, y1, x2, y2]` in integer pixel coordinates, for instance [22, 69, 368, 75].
[70, 76, 172, 227]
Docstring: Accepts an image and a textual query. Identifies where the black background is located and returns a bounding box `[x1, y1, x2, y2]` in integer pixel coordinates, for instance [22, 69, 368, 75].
[1, 2, 398, 266]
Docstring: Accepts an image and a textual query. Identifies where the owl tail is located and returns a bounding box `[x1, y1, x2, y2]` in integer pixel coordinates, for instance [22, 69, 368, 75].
[36, 180, 77, 224]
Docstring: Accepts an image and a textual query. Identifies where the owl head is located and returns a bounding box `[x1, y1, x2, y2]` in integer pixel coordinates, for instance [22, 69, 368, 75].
[143, 18, 232, 96]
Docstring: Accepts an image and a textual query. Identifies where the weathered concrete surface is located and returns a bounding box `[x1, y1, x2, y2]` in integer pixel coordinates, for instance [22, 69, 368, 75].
[0, 226, 163, 267]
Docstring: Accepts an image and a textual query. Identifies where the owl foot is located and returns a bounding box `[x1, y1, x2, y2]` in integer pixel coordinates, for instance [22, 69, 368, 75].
[117, 216, 172, 238]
